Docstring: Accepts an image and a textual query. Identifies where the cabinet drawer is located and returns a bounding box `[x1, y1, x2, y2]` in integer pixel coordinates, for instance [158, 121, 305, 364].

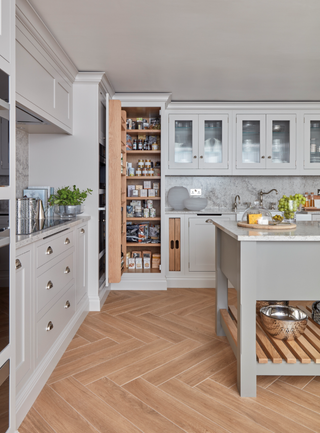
[36, 252, 74, 314]
[36, 230, 73, 268]
[36, 283, 75, 365]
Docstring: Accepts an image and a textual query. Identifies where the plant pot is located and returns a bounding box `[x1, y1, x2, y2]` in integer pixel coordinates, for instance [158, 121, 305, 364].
[54, 205, 84, 218]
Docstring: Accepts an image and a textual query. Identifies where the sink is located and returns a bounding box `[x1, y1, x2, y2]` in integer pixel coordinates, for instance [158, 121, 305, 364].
[183, 197, 208, 211]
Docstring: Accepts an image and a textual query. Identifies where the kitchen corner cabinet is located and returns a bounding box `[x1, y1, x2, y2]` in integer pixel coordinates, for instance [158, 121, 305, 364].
[168, 114, 230, 172]
[303, 115, 320, 170]
[16, 246, 33, 395]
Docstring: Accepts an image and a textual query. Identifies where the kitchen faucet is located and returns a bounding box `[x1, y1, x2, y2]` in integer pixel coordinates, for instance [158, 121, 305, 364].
[259, 189, 278, 207]
[234, 195, 241, 211]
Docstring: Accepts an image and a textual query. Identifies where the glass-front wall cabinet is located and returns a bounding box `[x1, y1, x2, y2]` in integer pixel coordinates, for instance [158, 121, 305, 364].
[169, 114, 229, 170]
[236, 114, 296, 170]
[304, 115, 320, 169]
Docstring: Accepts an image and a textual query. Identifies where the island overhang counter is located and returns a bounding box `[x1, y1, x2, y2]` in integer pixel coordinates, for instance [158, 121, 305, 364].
[212, 219, 320, 397]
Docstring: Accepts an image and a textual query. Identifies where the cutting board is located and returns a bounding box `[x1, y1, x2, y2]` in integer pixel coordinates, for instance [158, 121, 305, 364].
[237, 222, 297, 230]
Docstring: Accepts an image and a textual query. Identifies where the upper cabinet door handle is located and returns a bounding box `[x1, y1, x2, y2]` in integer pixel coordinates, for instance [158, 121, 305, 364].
[170, 240, 174, 249]
[261, 156, 265, 159]
[200, 155, 203, 159]
[64, 238, 70, 245]
[15, 259, 22, 270]
[193, 155, 197, 159]
[80, 228, 85, 234]
[268, 156, 272, 159]
[46, 246, 53, 255]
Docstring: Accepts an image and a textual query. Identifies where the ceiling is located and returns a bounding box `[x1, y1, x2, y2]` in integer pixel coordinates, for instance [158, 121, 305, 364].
[29, 0, 320, 101]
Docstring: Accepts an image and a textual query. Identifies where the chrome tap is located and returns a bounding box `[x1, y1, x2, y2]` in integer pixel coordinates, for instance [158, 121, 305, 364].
[234, 195, 241, 211]
[259, 189, 278, 207]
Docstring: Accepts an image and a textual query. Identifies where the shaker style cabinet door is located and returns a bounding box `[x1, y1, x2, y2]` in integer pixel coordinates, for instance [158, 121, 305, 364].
[169, 115, 198, 169]
[198, 115, 229, 169]
[304, 115, 320, 170]
[188, 218, 215, 272]
[266, 114, 296, 169]
[76, 224, 88, 304]
[169, 218, 181, 272]
[16, 248, 33, 395]
[236, 114, 266, 169]
[0, 0, 11, 64]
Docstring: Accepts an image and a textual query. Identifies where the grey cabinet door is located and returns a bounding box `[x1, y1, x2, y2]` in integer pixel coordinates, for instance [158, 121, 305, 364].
[189, 218, 215, 272]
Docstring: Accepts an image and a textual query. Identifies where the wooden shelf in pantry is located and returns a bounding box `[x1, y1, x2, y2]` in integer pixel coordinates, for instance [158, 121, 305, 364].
[126, 197, 160, 200]
[126, 129, 161, 135]
[127, 176, 161, 180]
[124, 268, 161, 274]
[126, 150, 161, 154]
[126, 243, 161, 247]
[126, 217, 161, 221]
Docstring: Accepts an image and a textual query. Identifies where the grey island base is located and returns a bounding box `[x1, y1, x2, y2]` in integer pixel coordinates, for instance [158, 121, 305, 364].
[213, 220, 320, 397]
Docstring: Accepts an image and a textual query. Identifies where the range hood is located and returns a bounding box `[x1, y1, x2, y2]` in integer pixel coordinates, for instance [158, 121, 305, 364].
[16, 105, 47, 125]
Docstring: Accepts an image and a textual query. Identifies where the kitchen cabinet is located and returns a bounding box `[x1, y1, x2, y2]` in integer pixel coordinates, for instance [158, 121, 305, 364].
[76, 223, 88, 304]
[168, 114, 230, 172]
[235, 114, 296, 170]
[303, 115, 320, 170]
[16, 246, 33, 395]
[0, 0, 11, 64]
[188, 217, 216, 272]
[0, 118, 9, 176]
[169, 218, 181, 271]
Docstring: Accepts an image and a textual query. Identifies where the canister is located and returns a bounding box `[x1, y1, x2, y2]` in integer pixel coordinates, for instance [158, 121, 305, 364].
[128, 167, 135, 176]
[150, 208, 156, 218]
[147, 200, 153, 209]
[152, 143, 159, 151]
[16, 198, 29, 219]
[143, 208, 149, 218]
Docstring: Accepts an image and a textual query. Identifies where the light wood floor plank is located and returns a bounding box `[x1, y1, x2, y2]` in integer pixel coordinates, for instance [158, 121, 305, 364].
[108, 339, 201, 386]
[58, 337, 118, 367]
[160, 378, 272, 433]
[33, 385, 98, 433]
[143, 339, 228, 386]
[124, 377, 229, 433]
[173, 298, 215, 317]
[139, 312, 214, 343]
[177, 346, 235, 387]
[302, 376, 320, 397]
[151, 296, 209, 317]
[94, 313, 160, 343]
[65, 335, 90, 352]
[48, 338, 144, 385]
[119, 313, 187, 343]
[88, 377, 185, 433]
[163, 313, 218, 339]
[210, 361, 237, 388]
[197, 379, 315, 433]
[74, 339, 172, 386]
[127, 295, 182, 316]
[268, 379, 320, 414]
[51, 377, 143, 433]
[257, 376, 280, 389]
[76, 323, 106, 343]
[19, 407, 56, 433]
[104, 294, 165, 316]
[279, 375, 316, 389]
[83, 315, 133, 343]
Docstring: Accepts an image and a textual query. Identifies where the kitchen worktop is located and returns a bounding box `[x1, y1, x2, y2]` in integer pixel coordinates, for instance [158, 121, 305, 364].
[210, 219, 320, 241]
[165, 208, 235, 214]
[16, 215, 90, 248]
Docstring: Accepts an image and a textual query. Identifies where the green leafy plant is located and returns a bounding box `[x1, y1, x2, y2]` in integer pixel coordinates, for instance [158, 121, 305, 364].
[49, 185, 93, 206]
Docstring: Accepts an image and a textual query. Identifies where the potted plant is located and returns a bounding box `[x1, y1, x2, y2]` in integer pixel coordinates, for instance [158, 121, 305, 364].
[49, 185, 93, 217]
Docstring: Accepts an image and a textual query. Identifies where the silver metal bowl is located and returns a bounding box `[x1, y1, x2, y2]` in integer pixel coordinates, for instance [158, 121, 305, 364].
[260, 305, 308, 341]
[256, 300, 288, 316]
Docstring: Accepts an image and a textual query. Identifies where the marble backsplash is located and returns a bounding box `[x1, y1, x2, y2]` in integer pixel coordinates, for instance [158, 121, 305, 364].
[16, 127, 29, 197]
[165, 176, 320, 210]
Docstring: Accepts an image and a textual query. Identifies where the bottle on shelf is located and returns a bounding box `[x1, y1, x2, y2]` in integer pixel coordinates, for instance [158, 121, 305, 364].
[304, 192, 310, 208]
[310, 192, 315, 207]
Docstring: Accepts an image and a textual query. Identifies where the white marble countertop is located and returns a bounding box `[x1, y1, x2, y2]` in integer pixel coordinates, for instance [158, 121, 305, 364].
[210, 219, 320, 241]
[165, 207, 236, 215]
[0, 229, 9, 248]
[16, 216, 91, 248]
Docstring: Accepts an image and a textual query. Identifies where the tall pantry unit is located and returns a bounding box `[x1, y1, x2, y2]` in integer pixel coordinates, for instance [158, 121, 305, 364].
[109, 94, 170, 290]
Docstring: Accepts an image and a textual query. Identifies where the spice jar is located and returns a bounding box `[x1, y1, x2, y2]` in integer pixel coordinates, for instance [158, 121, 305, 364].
[147, 168, 154, 176]
[138, 160, 144, 169]
[152, 143, 159, 151]
[136, 168, 142, 176]
[145, 159, 151, 169]
[142, 168, 148, 176]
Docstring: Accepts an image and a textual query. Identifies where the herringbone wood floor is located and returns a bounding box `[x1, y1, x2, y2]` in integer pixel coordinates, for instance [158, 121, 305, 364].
[19, 288, 320, 433]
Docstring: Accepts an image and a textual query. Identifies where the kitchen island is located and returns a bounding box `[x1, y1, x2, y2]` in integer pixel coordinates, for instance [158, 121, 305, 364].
[213, 219, 320, 397]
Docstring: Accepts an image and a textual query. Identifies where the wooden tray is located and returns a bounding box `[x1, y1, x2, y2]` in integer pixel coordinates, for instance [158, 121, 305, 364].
[303, 207, 320, 211]
[221, 304, 320, 364]
[237, 222, 296, 230]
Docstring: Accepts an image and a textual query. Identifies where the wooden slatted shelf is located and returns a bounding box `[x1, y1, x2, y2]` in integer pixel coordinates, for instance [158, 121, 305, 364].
[221, 304, 320, 365]
[124, 268, 161, 274]
[126, 129, 161, 135]
[127, 150, 161, 154]
[127, 176, 161, 179]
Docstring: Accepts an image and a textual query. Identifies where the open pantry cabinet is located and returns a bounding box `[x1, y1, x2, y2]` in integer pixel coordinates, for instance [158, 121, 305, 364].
[109, 94, 171, 290]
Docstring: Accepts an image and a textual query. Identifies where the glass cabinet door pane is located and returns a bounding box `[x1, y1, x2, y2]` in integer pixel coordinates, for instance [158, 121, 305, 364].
[310, 121, 320, 164]
[204, 120, 222, 163]
[242, 120, 260, 163]
[272, 121, 290, 163]
[174, 120, 193, 164]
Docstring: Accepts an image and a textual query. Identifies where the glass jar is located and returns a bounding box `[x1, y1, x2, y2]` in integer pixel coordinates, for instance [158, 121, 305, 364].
[142, 168, 148, 176]
[138, 160, 144, 169]
[145, 159, 151, 169]
[311, 139, 317, 153]
[136, 168, 142, 176]
[310, 192, 315, 207]
[304, 192, 310, 207]
[241, 201, 273, 225]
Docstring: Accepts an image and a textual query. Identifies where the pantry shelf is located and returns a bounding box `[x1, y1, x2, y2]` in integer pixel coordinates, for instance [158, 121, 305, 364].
[126, 243, 161, 247]
[126, 217, 161, 221]
[126, 129, 161, 135]
[126, 150, 161, 154]
[127, 176, 161, 180]
[126, 197, 161, 200]
[125, 268, 161, 274]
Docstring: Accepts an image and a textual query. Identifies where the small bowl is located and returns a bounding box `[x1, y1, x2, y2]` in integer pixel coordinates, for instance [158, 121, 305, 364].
[183, 197, 208, 211]
[54, 204, 84, 218]
[256, 300, 288, 316]
[260, 305, 308, 341]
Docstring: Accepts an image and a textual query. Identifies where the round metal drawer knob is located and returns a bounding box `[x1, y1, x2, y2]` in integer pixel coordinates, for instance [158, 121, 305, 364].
[268, 156, 272, 159]
[64, 266, 71, 274]
[80, 228, 85, 234]
[46, 246, 53, 255]
[200, 155, 203, 159]
[261, 156, 265, 159]
[46, 280, 53, 290]
[64, 300, 71, 309]
[64, 238, 70, 245]
[193, 155, 197, 159]
[46, 321, 54, 331]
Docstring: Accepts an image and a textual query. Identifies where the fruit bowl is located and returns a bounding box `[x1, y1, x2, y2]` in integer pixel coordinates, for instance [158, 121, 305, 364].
[278, 194, 305, 223]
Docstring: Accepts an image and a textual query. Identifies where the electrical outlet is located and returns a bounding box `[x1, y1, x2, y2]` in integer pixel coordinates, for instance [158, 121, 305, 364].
[190, 189, 202, 196]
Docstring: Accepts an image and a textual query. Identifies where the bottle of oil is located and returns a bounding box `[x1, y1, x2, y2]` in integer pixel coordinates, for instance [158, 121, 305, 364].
[304, 192, 310, 207]
[310, 192, 315, 207]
